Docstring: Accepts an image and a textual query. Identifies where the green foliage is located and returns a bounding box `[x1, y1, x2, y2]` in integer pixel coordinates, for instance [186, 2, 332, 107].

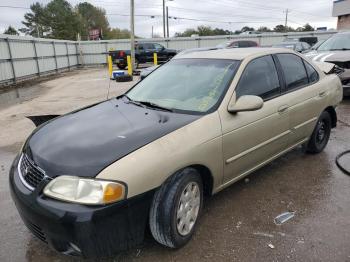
[4, 26, 19, 35]
[175, 26, 234, 37]
[76, 2, 110, 40]
[296, 23, 315, 32]
[19, 3, 48, 37]
[20, 0, 131, 40]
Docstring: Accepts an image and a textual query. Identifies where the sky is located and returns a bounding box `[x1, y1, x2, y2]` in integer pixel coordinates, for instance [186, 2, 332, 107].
[0, 0, 337, 38]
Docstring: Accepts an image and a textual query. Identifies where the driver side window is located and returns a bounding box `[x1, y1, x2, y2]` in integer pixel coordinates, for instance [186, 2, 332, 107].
[235, 55, 280, 100]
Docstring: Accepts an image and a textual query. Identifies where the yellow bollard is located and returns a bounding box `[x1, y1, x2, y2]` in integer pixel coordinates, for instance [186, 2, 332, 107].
[127, 55, 132, 76]
[107, 55, 113, 78]
[153, 53, 158, 65]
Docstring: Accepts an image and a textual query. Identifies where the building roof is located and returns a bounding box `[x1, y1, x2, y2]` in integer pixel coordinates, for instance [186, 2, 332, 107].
[173, 47, 294, 60]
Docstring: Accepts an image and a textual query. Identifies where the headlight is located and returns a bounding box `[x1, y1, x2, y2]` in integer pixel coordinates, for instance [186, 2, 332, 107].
[43, 176, 126, 205]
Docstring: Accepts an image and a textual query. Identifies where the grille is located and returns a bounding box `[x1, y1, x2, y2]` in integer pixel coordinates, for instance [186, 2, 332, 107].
[24, 220, 47, 243]
[19, 154, 46, 190]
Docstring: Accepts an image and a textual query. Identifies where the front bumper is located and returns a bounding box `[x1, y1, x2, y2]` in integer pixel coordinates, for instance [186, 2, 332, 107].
[9, 155, 154, 258]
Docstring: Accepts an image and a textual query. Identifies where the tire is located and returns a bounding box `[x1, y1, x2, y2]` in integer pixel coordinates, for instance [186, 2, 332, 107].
[305, 111, 332, 154]
[116, 63, 126, 70]
[115, 75, 133, 82]
[149, 168, 203, 248]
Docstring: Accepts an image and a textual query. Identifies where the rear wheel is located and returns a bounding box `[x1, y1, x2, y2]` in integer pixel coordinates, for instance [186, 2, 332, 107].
[305, 111, 331, 154]
[149, 168, 203, 248]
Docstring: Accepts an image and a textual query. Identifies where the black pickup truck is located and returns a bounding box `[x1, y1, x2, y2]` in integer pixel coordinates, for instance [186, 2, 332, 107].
[109, 43, 177, 69]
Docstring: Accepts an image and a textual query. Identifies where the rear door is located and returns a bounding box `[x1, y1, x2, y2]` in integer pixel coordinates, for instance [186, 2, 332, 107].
[274, 53, 327, 146]
[221, 55, 292, 183]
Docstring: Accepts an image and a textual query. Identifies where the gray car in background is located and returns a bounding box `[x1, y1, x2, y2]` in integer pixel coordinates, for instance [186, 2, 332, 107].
[273, 41, 311, 53]
[305, 32, 350, 96]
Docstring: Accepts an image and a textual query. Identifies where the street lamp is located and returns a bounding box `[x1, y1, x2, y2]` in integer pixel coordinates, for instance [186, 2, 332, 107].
[163, 0, 174, 38]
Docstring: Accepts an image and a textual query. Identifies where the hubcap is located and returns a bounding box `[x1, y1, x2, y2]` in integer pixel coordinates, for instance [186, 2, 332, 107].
[316, 120, 326, 143]
[176, 182, 200, 236]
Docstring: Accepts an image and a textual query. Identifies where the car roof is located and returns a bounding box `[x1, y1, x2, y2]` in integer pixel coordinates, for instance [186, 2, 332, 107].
[172, 47, 295, 60]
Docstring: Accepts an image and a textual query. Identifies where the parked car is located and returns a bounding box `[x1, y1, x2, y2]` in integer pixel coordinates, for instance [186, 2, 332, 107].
[140, 47, 219, 79]
[216, 40, 259, 48]
[285, 36, 318, 46]
[109, 42, 177, 69]
[10, 48, 342, 258]
[310, 39, 325, 50]
[272, 41, 311, 53]
[140, 42, 258, 79]
[305, 31, 350, 96]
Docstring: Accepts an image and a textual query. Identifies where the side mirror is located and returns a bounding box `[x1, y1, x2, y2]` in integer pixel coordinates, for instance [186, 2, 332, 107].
[228, 95, 264, 113]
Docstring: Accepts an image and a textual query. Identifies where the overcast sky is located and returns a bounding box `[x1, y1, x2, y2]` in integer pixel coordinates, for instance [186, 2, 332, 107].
[0, 0, 337, 38]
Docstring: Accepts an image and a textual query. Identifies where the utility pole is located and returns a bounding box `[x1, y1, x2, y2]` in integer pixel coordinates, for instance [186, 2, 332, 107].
[130, 0, 135, 72]
[284, 9, 289, 32]
[166, 6, 169, 38]
[162, 0, 166, 37]
[152, 26, 154, 38]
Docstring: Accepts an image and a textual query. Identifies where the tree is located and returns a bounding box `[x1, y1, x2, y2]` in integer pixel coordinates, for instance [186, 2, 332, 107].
[175, 26, 234, 37]
[44, 0, 81, 40]
[302, 23, 315, 32]
[4, 26, 19, 35]
[257, 26, 272, 33]
[76, 2, 110, 40]
[274, 24, 286, 32]
[20, 0, 82, 40]
[108, 28, 132, 39]
[19, 2, 48, 37]
[241, 26, 255, 32]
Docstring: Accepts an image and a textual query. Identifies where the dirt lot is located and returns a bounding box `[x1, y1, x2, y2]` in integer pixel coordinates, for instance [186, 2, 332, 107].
[0, 68, 349, 262]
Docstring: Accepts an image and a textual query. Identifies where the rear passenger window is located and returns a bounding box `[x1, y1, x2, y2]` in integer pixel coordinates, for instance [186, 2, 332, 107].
[236, 55, 280, 100]
[304, 61, 319, 84]
[277, 54, 308, 91]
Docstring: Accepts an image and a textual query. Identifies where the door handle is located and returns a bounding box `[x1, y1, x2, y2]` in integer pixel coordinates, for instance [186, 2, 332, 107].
[278, 105, 289, 113]
[319, 91, 326, 97]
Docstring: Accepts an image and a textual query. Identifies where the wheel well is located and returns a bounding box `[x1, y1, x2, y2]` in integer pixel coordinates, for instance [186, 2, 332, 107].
[325, 106, 337, 128]
[189, 165, 214, 197]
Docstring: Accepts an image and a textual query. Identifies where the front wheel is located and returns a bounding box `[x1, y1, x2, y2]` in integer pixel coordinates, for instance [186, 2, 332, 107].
[305, 111, 331, 154]
[149, 168, 203, 248]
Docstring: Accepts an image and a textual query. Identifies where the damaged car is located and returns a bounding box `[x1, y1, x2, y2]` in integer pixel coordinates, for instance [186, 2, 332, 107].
[305, 31, 350, 96]
[9, 48, 342, 258]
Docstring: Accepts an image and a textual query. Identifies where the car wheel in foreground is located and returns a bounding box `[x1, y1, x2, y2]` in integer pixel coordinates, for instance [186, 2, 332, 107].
[149, 168, 203, 248]
[305, 111, 331, 154]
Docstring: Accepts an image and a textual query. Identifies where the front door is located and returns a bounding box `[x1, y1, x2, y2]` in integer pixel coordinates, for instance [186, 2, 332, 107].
[220, 55, 292, 183]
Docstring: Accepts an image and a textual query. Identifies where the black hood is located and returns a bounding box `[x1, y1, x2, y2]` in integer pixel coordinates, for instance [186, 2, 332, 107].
[23, 98, 200, 178]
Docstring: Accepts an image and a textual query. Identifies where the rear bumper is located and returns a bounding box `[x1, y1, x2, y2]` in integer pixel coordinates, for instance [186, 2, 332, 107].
[9, 155, 154, 258]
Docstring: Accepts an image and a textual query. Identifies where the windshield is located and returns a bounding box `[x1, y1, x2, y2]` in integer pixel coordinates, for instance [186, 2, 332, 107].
[127, 58, 239, 114]
[317, 34, 350, 51]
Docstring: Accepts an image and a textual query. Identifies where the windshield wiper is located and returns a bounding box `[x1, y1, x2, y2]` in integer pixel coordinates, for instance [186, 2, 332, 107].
[329, 48, 350, 51]
[138, 101, 173, 112]
[122, 94, 145, 108]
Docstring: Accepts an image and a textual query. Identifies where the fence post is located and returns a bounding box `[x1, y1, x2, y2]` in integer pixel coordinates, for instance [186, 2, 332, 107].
[105, 42, 108, 64]
[65, 42, 70, 71]
[33, 40, 40, 76]
[5, 37, 16, 85]
[52, 41, 58, 72]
